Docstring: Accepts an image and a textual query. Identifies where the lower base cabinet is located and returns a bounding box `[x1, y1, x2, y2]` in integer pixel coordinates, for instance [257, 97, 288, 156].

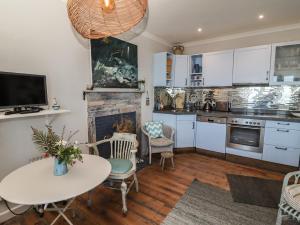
[196, 122, 226, 153]
[262, 144, 300, 167]
[176, 118, 196, 148]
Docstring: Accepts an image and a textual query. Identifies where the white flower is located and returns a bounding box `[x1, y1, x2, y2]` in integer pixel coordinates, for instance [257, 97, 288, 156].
[56, 140, 67, 146]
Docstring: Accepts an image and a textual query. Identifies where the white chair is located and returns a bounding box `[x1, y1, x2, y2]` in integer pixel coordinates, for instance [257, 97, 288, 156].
[87, 133, 139, 214]
[142, 123, 175, 164]
[276, 171, 300, 225]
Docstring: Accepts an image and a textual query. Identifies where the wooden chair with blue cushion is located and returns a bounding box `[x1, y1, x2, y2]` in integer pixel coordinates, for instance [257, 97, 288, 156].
[87, 133, 139, 214]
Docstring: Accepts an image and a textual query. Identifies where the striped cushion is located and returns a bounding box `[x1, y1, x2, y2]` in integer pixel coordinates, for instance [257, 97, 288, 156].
[283, 184, 300, 212]
[145, 121, 164, 138]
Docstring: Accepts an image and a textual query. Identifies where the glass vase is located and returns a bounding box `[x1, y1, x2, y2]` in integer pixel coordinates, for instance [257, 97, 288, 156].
[54, 158, 68, 176]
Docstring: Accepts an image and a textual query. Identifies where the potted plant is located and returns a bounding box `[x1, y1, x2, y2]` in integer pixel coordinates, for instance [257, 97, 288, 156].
[31, 125, 83, 176]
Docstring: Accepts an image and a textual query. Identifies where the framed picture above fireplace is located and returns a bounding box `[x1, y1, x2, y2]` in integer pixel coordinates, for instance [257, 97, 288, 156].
[91, 37, 138, 89]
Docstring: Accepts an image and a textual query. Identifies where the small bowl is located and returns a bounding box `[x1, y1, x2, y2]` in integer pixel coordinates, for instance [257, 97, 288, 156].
[52, 105, 61, 110]
[291, 112, 300, 118]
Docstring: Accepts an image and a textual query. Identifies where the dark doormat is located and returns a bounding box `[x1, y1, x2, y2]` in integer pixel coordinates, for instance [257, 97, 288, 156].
[227, 174, 282, 208]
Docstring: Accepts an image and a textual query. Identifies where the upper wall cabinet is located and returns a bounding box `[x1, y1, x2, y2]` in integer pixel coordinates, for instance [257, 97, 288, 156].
[153, 52, 174, 87]
[190, 54, 203, 87]
[174, 55, 189, 87]
[270, 41, 300, 85]
[233, 45, 271, 84]
[202, 50, 234, 87]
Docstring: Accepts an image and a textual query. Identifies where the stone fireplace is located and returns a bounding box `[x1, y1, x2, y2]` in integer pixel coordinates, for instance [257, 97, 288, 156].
[86, 92, 142, 157]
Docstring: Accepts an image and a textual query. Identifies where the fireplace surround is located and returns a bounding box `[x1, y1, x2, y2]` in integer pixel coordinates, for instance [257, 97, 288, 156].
[86, 92, 142, 157]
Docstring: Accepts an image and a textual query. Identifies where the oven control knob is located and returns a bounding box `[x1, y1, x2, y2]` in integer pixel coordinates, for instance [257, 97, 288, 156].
[249, 122, 252, 124]
[245, 121, 248, 124]
[257, 122, 260, 125]
[253, 122, 256, 125]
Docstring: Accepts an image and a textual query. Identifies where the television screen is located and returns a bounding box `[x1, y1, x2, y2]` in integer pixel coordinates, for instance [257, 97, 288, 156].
[0, 72, 48, 109]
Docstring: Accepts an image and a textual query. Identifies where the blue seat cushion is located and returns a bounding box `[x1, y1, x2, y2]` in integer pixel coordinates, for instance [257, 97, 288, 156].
[108, 159, 133, 174]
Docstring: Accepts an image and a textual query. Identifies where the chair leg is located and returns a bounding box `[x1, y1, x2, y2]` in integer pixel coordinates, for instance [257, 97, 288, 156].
[276, 208, 283, 225]
[133, 173, 139, 192]
[162, 157, 165, 171]
[87, 191, 92, 207]
[171, 157, 175, 169]
[149, 153, 152, 165]
[121, 181, 128, 215]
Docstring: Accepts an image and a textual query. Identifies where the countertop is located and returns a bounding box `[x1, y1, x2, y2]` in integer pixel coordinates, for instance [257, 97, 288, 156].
[153, 110, 300, 122]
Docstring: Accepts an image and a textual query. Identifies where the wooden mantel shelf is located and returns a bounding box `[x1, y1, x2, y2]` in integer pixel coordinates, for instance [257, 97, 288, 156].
[0, 109, 70, 121]
[83, 88, 144, 100]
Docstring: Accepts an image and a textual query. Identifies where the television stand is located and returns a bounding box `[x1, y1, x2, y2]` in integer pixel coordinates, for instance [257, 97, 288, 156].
[4, 107, 44, 115]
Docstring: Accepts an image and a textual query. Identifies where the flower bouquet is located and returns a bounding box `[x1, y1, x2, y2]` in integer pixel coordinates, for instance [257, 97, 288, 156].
[31, 125, 83, 176]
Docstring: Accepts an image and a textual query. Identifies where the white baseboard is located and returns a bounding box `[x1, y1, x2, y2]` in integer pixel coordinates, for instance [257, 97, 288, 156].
[0, 201, 29, 224]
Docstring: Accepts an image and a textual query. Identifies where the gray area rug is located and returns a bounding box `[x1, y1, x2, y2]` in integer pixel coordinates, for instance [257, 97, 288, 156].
[162, 179, 297, 225]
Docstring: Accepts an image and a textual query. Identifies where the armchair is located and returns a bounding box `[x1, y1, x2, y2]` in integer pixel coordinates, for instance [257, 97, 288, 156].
[142, 123, 175, 164]
[276, 171, 300, 225]
[87, 133, 138, 214]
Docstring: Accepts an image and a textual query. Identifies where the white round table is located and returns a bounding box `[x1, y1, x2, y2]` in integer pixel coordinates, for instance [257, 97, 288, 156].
[0, 154, 111, 224]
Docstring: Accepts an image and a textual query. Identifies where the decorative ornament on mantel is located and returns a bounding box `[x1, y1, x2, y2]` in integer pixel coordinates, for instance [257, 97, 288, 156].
[67, 0, 148, 40]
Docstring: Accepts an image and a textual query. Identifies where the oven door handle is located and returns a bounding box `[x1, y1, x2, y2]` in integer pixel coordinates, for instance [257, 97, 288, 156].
[227, 124, 262, 130]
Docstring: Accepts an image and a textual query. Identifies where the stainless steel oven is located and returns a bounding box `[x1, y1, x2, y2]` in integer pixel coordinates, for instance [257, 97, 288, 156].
[226, 118, 265, 153]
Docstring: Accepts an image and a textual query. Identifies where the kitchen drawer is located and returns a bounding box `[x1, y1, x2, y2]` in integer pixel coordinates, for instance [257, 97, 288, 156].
[264, 127, 300, 148]
[262, 144, 300, 167]
[176, 115, 196, 121]
[266, 120, 300, 130]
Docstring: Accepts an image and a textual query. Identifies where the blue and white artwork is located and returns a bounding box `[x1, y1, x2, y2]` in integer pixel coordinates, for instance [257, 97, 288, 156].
[91, 37, 138, 88]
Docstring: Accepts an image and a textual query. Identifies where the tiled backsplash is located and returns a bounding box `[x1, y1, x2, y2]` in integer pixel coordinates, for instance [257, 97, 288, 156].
[154, 86, 300, 111]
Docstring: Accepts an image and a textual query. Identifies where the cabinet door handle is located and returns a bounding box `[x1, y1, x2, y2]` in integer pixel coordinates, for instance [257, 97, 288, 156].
[277, 128, 289, 133]
[277, 122, 290, 126]
[192, 122, 195, 129]
[266, 70, 269, 81]
[203, 78, 205, 86]
[185, 78, 187, 86]
[275, 146, 288, 151]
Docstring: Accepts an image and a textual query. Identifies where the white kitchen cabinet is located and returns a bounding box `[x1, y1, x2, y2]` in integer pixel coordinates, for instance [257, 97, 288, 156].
[270, 41, 300, 85]
[153, 52, 174, 87]
[262, 144, 300, 167]
[176, 115, 196, 148]
[263, 120, 300, 167]
[196, 121, 226, 153]
[202, 50, 234, 87]
[264, 127, 300, 148]
[174, 55, 189, 87]
[233, 45, 271, 84]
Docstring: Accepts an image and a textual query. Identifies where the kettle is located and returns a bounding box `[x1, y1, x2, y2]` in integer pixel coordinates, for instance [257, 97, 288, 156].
[203, 99, 213, 111]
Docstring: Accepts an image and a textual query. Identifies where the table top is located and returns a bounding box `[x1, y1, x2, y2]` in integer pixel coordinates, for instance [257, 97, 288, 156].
[0, 154, 111, 205]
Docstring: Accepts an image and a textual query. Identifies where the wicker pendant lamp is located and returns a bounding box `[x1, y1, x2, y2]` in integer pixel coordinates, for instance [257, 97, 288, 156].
[67, 0, 148, 39]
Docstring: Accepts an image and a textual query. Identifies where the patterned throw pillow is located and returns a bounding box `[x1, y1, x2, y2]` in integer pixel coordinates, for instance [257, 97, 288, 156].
[145, 121, 164, 138]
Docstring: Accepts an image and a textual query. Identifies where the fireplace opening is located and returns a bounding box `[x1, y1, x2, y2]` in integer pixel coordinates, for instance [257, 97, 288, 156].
[95, 112, 136, 158]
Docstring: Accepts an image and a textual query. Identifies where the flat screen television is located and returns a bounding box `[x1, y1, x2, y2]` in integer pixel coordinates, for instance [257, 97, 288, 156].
[0, 72, 48, 109]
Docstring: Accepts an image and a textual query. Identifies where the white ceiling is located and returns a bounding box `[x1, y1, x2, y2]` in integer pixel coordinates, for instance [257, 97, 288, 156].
[145, 0, 300, 44]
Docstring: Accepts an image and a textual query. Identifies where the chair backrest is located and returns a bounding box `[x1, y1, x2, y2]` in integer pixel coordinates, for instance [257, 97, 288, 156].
[142, 122, 174, 139]
[110, 133, 137, 160]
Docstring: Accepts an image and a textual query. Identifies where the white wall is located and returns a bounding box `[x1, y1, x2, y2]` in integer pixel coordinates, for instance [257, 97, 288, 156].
[184, 28, 300, 54]
[0, 0, 168, 181]
[130, 36, 169, 124]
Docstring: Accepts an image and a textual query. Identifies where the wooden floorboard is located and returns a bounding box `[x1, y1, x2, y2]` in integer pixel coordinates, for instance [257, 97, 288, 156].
[3, 153, 284, 225]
